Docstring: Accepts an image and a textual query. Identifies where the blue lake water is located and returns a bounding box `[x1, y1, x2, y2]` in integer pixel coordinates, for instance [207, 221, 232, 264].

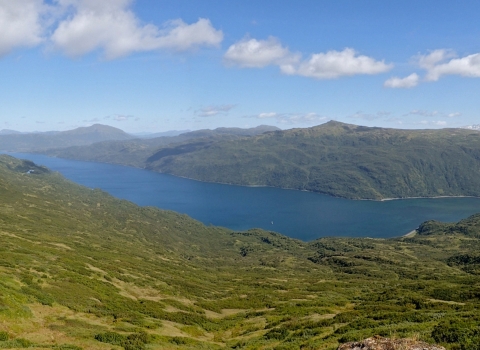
[8, 153, 480, 241]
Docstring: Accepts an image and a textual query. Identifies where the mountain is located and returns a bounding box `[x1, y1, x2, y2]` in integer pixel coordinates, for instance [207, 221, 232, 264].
[0, 153, 479, 349]
[142, 121, 480, 199]
[0, 129, 22, 135]
[0, 124, 134, 152]
[42, 125, 280, 168]
[41, 121, 480, 200]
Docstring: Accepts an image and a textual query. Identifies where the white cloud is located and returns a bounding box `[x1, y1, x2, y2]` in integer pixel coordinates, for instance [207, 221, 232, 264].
[51, 0, 223, 59]
[225, 38, 392, 80]
[111, 114, 134, 121]
[289, 48, 393, 79]
[448, 112, 461, 118]
[384, 73, 419, 88]
[417, 49, 455, 70]
[426, 53, 480, 81]
[0, 0, 46, 56]
[258, 112, 277, 119]
[224, 36, 297, 68]
[415, 49, 480, 81]
[248, 112, 326, 125]
[407, 110, 439, 117]
[196, 104, 235, 117]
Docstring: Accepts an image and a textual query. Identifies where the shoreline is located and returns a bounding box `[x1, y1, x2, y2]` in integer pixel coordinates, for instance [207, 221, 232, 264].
[6, 151, 480, 203]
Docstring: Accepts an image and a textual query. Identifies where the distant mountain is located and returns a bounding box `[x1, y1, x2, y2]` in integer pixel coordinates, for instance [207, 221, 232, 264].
[0, 129, 22, 135]
[42, 125, 280, 167]
[0, 124, 134, 152]
[42, 121, 480, 199]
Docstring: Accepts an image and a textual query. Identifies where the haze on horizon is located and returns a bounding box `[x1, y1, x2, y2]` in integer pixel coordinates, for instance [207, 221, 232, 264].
[1, 0, 480, 133]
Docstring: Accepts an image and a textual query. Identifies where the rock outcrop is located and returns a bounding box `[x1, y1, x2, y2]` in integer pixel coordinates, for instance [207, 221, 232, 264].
[338, 337, 446, 350]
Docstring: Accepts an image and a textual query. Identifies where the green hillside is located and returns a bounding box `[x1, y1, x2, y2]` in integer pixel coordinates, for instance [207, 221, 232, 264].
[1, 154, 480, 349]
[144, 121, 480, 199]
[43, 121, 480, 200]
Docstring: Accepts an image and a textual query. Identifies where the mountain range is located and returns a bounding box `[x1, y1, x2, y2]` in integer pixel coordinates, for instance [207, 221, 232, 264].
[40, 121, 480, 200]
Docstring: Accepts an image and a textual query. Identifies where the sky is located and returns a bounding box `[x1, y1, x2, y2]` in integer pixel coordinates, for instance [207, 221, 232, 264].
[1, 0, 480, 133]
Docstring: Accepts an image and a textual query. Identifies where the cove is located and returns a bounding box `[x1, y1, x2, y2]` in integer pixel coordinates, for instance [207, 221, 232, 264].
[9, 153, 480, 241]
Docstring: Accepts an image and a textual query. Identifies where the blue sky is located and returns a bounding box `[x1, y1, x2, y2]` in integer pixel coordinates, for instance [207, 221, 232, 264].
[1, 0, 480, 133]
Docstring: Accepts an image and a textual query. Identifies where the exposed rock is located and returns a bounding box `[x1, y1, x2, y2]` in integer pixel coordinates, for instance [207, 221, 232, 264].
[338, 337, 446, 350]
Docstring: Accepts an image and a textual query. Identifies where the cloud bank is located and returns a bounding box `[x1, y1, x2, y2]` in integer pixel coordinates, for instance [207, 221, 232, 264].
[0, 0, 46, 56]
[225, 36, 392, 80]
[0, 0, 223, 59]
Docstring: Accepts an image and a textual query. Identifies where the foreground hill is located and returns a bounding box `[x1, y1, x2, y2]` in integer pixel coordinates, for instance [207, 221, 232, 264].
[0, 124, 134, 152]
[42, 121, 480, 200]
[1, 154, 479, 349]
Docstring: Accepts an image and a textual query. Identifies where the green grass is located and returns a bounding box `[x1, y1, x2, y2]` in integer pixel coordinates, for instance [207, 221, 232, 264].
[0, 154, 479, 349]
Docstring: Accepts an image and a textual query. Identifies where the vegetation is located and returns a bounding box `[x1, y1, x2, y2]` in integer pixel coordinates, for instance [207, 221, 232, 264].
[42, 125, 280, 169]
[1, 154, 479, 349]
[39, 121, 480, 200]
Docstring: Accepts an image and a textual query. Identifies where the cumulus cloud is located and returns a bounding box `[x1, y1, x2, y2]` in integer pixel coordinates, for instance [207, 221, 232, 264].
[416, 49, 480, 81]
[224, 36, 391, 79]
[384, 73, 419, 88]
[0, 0, 47, 56]
[51, 0, 223, 59]
[196, 104, 235, 117]
[288, 48, 393, 79]
[247, 112, 326, 125]
[224, 36, 298, 68]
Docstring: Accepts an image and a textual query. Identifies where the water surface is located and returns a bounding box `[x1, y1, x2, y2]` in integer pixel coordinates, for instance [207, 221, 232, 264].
[9, 153, 480, 241]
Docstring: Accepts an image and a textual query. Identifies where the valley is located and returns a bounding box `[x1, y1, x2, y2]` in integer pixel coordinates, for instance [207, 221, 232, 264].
[1, 154, 480, 349]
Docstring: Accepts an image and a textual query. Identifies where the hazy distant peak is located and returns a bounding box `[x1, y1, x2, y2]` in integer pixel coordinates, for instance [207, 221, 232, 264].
[62, 124, 129, 135]
[0, 129, 22, 135]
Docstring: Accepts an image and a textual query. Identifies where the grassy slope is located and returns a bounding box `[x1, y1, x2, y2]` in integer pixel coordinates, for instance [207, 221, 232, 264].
[1, 154, 480, 349]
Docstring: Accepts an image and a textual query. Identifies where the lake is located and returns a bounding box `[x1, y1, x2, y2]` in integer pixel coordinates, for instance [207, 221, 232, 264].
[8, 153, 480, 241]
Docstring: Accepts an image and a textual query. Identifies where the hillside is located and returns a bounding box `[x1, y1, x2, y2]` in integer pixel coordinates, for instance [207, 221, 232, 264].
[143, 121, 480, 199]
[0, 124, 133, 152]
[0, 154, 480, 349]
[41, 121, 480, 200]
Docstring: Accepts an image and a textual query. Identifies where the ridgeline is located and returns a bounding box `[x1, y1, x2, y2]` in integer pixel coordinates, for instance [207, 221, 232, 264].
[1, 154, 480, 349]
[43, 121, 480, 200]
